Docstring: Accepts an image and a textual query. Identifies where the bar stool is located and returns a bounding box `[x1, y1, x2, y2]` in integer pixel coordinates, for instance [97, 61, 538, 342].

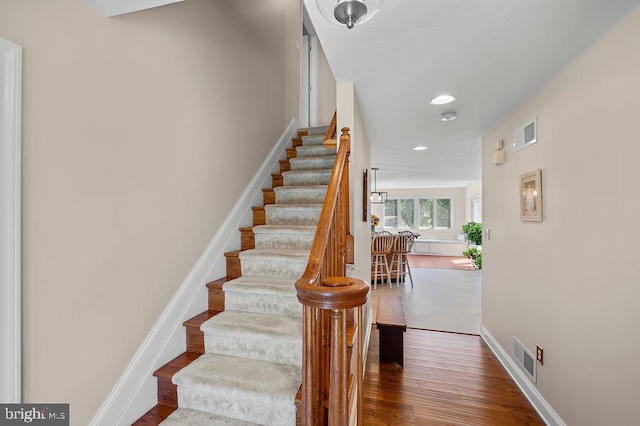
[371, 231, 394, 289]
[390, 231, 416, 288]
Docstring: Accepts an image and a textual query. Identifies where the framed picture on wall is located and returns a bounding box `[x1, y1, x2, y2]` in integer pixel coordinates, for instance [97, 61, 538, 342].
[520, 169, 542, 222]
[363, 169, 369, 222]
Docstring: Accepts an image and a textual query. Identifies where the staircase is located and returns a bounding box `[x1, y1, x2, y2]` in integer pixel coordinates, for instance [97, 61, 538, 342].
[134, 125, 334, 425]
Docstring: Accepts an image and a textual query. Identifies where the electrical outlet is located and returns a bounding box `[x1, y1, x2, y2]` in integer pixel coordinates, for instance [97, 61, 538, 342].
[536, 345, 544, 365]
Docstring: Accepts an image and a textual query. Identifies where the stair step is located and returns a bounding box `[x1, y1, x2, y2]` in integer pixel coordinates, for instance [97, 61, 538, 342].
[251, 206, 266, 226]
[265, 203, 322, 226]
[239, 248, 308, 279]
[300, 134, 326, 145]
[271, 173, 283, 188]
[223, 276, 301, 317]
[273, 185, 327, 204]
[183, 310, 222, 355]
[295, 145, 336, 157]
[282, 169, 332, 186]
[202, 310, 302, 366]
[172, 353, 300, 425]
[239, 227, 255, 251]
[206, 278, 227, 311]
[298, 125, 329, 136]
[289, 155, 336, 171]
[279, 159, 291, 173]
[161, 408, 259, 425]
[134, 404, 176, 425]
[262, 188, 276, 205]
[253, 225, 316, 250]
[154, 352, 201, 408]
[224, 251, 242, 279]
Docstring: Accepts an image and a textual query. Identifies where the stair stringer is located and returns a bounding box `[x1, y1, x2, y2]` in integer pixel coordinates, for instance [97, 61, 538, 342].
[90, 119, 299, 426]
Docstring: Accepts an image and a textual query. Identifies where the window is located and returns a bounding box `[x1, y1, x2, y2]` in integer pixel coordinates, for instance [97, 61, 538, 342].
[384, 197, 452, 230]
[471, 198, 482, 223]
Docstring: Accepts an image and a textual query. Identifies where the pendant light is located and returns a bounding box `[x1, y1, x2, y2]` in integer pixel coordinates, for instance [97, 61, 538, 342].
[370, 167, 387, 204]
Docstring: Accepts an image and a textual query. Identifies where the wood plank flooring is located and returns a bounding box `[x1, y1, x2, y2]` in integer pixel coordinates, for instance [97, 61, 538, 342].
[363, 326, 544, 425]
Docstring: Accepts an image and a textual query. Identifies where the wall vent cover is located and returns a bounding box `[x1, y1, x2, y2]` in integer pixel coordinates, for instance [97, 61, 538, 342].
[513, 118, 537, 152]
[511, 336, 537, 383]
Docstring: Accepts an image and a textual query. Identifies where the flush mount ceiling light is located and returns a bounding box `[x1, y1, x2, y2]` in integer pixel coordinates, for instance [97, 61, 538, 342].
[413, 146, 428, 151]
[441, 112, 457, 122]
[316, 0, 384, 29]
[370, 167, 387, 204]
[429, 94, 456, 105]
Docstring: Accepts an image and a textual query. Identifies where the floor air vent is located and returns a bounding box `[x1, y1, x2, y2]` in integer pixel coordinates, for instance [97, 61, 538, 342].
[511, 337, 537, 383]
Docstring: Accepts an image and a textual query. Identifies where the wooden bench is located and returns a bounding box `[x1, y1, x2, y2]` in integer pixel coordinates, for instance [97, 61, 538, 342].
[376, 296, 407, 367]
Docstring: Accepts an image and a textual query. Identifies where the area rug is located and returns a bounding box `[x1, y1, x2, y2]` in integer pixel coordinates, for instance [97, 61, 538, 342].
[407, 254, 475, 271]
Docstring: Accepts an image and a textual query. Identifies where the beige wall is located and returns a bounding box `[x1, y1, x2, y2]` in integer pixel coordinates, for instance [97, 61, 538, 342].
[482, 6, 640, 425]
[0, 0, 300, 423]
[372, 187, 467, 240]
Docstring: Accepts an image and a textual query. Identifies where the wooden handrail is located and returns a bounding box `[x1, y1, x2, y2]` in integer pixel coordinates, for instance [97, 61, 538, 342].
[296, 127, 369, 425]
[324, 111, 337, 143]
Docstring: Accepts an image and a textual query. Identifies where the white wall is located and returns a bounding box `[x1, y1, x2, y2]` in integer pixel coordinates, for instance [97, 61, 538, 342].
[0, 0, 300, 423]
[336, 82, 371, 286]
[482, 6, 640, 425]
[315, 42, 336, 126]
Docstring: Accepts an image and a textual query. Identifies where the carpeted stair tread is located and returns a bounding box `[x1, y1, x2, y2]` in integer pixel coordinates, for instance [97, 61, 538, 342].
[202, 310, 301, 364]
[239, 248, 309, 279]
[282, 169, 332, 186]
[252, 225, 316, 250]
[264, 204, 322, 226]
[289, 156, 336, 171]
[161, 408, 259, 426]
[273, 185, 327, 204]
[223, 276, 301, 317]
[172, 353, 300, 425]
[295, 145, 336, 157]
[252, 225, 317, 235]
[299, 125, 329, 136]
[300, 134, 327, 145]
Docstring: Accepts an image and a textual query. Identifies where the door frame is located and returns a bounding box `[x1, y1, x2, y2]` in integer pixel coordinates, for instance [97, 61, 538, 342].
[0, 37, 22, 404]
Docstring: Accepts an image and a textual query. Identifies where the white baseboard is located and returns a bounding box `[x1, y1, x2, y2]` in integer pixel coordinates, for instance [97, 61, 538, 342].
[90, 119, 299, 425]
[479, 324, 565, 426]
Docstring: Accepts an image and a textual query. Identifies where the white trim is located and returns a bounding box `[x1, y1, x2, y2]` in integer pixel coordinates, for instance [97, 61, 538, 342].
[90, 119, 299, 425]
[0, 37, 22, 404]
[480, 324, 565, 426]
[309, 36, 320, 126]
[85, 0, 185, 17]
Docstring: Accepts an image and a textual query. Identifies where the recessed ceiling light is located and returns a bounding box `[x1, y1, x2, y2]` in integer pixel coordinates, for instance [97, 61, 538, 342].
[441, 112, 457, 121]
[430, 94, 456, 105]
[413, 146, 427, 151]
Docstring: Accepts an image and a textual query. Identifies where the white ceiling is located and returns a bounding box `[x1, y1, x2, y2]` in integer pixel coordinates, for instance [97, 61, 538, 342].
[304, 0, 640, 189]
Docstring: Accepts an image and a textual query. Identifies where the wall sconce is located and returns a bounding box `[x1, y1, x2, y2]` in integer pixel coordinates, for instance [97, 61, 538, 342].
[316, 0, 384, 29]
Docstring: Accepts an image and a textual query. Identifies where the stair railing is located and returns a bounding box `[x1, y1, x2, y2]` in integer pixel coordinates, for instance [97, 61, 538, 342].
[296, 127, 369, 425]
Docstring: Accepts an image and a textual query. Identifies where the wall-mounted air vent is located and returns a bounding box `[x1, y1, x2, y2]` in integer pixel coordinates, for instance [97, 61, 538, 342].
[513, 118, 537, 152]
[511, 336, 537, 383]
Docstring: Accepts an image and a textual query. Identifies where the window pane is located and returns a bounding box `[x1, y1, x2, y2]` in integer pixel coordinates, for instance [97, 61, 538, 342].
[419, 199, 433, 229]
[435, 199, 451, 229]
[399, 199, 414, 229]
[384, 200, 397, 227]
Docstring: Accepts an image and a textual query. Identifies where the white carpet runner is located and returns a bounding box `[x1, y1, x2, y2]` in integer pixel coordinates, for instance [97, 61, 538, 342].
[161, 126, 332, 425]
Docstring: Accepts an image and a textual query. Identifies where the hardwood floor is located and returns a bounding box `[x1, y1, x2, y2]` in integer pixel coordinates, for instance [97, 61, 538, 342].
[363, 326, 544, 425]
